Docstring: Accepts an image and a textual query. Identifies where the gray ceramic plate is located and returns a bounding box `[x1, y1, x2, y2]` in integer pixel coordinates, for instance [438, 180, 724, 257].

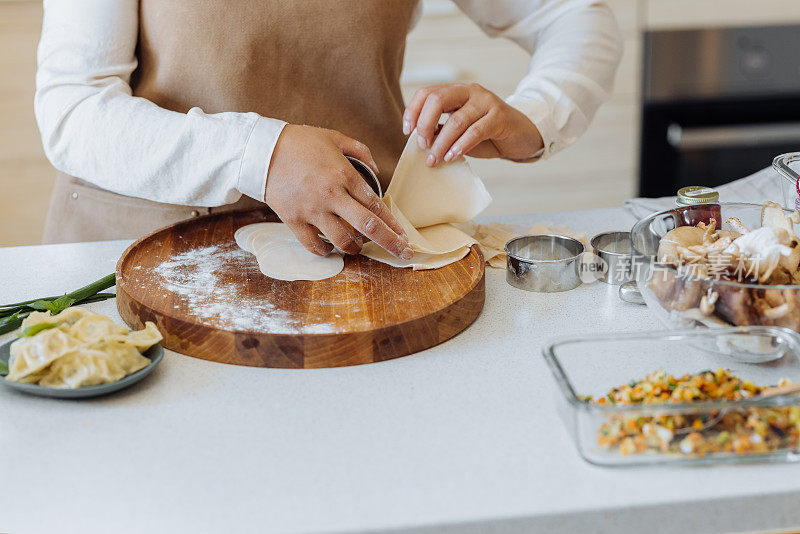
[0, 340, 163, 399]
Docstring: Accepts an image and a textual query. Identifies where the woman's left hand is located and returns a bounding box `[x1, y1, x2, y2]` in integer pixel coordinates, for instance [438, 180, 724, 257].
[403, 83, 544, 167]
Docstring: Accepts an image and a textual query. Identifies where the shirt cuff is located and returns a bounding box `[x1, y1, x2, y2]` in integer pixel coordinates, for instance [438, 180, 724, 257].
[506, 94, 558, 161]
[238, 117, 287, 202]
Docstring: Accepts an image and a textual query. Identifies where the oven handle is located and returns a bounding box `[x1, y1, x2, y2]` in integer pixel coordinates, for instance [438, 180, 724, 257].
[667, 122, 800, 150]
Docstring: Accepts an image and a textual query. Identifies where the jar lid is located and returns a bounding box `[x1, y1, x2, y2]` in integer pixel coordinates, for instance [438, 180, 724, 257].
[676, 186, 720, 206]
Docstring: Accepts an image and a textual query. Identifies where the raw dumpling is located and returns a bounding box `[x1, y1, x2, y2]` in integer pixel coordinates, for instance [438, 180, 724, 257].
[359, 245, 471, 270]
[69, 314, 130, 344]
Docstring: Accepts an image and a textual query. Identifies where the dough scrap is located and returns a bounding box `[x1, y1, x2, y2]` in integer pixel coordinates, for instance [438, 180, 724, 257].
[460, 222, 590, 269]
[360, 131, 489, 270]
[465, 222, 518, 268]
[360, 244, 471, 270]
[387, 131, 491, 228]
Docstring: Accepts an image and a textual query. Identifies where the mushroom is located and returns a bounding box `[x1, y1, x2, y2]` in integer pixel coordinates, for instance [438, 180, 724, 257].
[726, 217, 750, 234]
[657, 226, 706, 263]
[761, 201, 794, 234]
[687, 236, 733, 256]
[779, 239, 800, 274]
[698, 218, 717, 243]
[713, 229, 742, 242]
[700, 290, 718, 315]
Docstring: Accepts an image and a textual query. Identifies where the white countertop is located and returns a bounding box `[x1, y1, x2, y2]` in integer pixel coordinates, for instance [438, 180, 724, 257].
[2, 206, 800, 534]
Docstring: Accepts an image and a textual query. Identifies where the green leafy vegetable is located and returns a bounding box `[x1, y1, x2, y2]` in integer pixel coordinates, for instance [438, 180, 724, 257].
[67, 274, 116, 303]
[18, 322, 61, 338]
[46, 295, 77, 315]
[28, 300, 54, 312]
[0, 360, 7, 376]
[0, 274, 116, 328]
[0, 312, 26, 336]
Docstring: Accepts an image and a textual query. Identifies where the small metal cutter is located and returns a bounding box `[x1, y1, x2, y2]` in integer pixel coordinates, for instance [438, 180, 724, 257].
[505, 235, 585, 292]
[590, 231, 633, 285]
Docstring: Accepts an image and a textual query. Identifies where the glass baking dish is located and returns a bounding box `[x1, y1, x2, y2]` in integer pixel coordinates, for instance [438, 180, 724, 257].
[543, 327, 800, 467]
[774, 152, 800, 210]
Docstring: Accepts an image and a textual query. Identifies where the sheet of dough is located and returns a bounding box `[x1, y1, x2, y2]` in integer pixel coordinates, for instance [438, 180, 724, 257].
[360, 244, 472, 270]
[360, 131, 488, 270]
[361, 195, 476, 270]
[236, 223, 344, 281]
[386, 130, 492, 228]
[383, 194, 476, 255]
[234, 223, 275, 250]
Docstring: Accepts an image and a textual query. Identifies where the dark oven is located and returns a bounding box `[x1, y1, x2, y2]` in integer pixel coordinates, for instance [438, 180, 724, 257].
[639, 24, 800, 198]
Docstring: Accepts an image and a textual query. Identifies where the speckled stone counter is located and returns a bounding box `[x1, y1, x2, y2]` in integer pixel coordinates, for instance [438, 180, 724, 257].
[1, 207, 799, 534]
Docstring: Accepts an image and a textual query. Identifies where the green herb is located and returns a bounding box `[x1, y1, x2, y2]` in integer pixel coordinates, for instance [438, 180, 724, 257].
[45, 295, 77, 315]
[0, 312, 27, 336]
[0, 275, 116, 337]
[18, 322, 61, 338]
[0, 296, 57, 314]
[67, 273, 116, 303]
[28, 296, 76, 315]
[0, 274, 116, 323]
[27, 300, 52, 312]
[0, 360, 7, 376]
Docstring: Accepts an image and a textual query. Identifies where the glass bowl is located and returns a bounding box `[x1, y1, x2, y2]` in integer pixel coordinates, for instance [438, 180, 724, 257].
[774, 152, 800, 210]
[631, 202, 800, 356]
[543, 327, 800, 466]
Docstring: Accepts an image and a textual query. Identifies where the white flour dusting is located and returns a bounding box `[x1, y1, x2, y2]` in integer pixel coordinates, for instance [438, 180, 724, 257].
[150, 244, 336, 334]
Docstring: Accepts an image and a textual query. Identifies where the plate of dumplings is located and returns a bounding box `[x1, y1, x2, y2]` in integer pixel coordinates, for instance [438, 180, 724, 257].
[1, 307, 163, 399]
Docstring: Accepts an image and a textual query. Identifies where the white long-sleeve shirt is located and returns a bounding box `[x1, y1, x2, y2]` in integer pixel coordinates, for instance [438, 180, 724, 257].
[34, 0, 622, 207]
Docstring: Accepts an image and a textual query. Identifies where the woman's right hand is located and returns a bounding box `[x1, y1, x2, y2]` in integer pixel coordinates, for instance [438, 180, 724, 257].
[265, 125, 413, 259]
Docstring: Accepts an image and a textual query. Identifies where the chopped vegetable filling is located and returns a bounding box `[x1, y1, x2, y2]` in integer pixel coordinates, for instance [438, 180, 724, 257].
[582, 368, 800, 457]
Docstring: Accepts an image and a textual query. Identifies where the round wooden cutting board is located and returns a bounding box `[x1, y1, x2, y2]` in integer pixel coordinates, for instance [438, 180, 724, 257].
[116, 208, 485, 368]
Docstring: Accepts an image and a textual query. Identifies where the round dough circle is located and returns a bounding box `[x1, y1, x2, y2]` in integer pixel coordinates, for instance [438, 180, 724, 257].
[256, 241, 344, 281]
[234, 223, 274, 251]
[247, 225, 296, 254]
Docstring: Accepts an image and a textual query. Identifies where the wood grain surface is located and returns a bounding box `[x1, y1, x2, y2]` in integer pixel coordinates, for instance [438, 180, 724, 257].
[116, 208, 485, 368]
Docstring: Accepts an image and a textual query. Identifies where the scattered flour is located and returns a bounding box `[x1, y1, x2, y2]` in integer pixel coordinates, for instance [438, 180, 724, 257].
[150, 244, 336, 334]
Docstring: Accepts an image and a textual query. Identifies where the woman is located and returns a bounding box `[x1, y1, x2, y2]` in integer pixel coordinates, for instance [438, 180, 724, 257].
[35, 0, 622, 259]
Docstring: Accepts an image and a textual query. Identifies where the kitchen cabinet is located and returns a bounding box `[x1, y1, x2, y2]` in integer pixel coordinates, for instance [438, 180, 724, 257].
[645, 0, 800, 30]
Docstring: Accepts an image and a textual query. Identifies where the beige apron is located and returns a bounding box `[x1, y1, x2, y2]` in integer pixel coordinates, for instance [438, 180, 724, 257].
[43, 0, 417, 244]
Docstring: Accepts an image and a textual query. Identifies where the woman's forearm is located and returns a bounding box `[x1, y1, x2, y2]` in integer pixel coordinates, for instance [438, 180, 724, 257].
[35, 0, 285, 207]
[457, 0, 624, 160]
